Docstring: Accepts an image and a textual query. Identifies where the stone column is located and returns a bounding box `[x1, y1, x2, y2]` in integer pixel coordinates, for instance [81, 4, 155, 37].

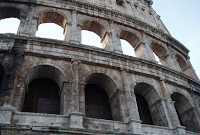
[168, 44, 182, 71]
[69, 59, 84, 129]
[134, 41, 155, 61]
[159, 78, 186, 135]
[160, 54, 177, 70]
[68, 10, 81, 44]
[121, 70, 143, 134]
[134, 33, 155, 61]
[110, 21, 123, 53]
[101, 31, 114, 52]
[18, 5, 37, 37]
[64, 22, 72, 42]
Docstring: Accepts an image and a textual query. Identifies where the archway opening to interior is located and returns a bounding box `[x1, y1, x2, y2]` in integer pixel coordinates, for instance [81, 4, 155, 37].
[36, 12, 66, 40]
[85, 84, 112, 120]
[134, 82, 168, 127]
[120, 39, 136, 57]
[85, 73, 121, 121]
[22, 78, 60, 114]
[175, 54, 187, 72]
[23, 65, 64, 114]
[171, 92, 200, 133]
[81, 30, 102, 48]
[135, 93, 153, 125]
[82, 21, 108, 49]
[151, 43, 168, 65]
[0, 7, 21, 34]
[120, 31, 140, 57]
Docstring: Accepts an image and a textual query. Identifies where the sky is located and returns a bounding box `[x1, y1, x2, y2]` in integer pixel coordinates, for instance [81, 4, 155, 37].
[152, 0, 200, 79]
[0, 1, 199, 79]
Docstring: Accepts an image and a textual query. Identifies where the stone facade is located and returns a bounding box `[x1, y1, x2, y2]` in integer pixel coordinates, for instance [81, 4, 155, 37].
[0, 0, 200, 135]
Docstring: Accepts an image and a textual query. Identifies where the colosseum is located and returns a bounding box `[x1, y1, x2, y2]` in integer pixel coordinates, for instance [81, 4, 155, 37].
[0, 0, 200, 135]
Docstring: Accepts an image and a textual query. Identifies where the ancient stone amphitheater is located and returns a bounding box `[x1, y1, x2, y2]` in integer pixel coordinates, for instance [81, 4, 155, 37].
[0, 0, 200, 135]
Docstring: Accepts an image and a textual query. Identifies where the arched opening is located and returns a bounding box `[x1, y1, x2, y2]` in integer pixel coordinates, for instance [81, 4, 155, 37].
[85, 73, 121, 121]
[135, 93, 153, 125]
[36, 12, 66, 40]
[81, 30, 102, 48]
[120, 39, 136, 57]
[153, 52, 161, 64]
[134, 82, 168, 127]
[175, 54, 187, 72]
[171, 92, 200, 133]
[120, 31, 140, 57]
[22, 65, 64, 115]
[82, 21, 108, 48]
[22, 78, 60, 114]
[85, 84, 112, 120]
[0, 7, 21, 34]
[151, 43, 168, 65]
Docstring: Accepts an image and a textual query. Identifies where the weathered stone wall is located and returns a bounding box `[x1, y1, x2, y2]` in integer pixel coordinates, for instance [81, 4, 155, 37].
[0, 0, 200, 135]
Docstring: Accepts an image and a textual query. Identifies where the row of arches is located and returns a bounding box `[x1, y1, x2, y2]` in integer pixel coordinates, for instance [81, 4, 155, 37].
[17, 65, 199, 132]
[0, 7, 190, 74]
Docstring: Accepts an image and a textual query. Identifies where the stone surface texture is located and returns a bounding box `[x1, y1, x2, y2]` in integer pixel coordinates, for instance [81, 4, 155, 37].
[0, 0, 200, 135]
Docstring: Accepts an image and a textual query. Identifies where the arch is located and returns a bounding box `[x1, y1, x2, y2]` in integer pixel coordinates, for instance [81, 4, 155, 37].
[120, 31, 140, 49]
[134, 82, 168, 126]
[175, 54, 187, 72]
[22, 65, 65, 114]
[82, 21, 108, 48]
[0, 7, 21, 20]
[120, 30, 140, 57]
[36, 11, 67, 40]
[171, 92, 200, 132]
[37, 11, 66, 29]
[151, 42, 168, 64]
[85, 73, 121, 121]
[0, 7, 21, 34]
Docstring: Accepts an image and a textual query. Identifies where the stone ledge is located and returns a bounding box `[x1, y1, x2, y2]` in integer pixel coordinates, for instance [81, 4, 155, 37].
[0, 33, 197, 88]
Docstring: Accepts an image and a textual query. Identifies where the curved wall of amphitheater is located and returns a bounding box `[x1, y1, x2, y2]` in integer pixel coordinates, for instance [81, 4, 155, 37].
[0, 0, 200, 135]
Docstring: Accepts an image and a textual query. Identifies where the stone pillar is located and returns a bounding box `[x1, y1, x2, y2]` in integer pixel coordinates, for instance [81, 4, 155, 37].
[64, 22, 72, 42]
[18, 5, 37, 37]
[68, 10, 81, 44]
[61, 82, 69, 115]
[69, 59, 84, 129]
[121, 70, 143, 134]
[159, 78, 186, 135]
[160, 54, 177, 70]
[135, 41, 155, 61]
[110, 21, 123, 53]
[168, 44, 182, 71]
[101, 32, 114, 52]
[134, 33, 155, 61]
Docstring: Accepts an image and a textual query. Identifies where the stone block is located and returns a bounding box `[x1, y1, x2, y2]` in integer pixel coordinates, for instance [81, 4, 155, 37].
[129, 119, 143, 135]
[0, 110, 12, 125]
[69, 112, 85, 129]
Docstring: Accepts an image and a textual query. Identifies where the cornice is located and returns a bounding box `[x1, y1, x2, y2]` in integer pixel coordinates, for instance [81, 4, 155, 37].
[0, 34, 196, 88]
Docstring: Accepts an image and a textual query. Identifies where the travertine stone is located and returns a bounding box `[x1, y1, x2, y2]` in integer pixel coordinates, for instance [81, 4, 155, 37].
[0, 0, 199, 135]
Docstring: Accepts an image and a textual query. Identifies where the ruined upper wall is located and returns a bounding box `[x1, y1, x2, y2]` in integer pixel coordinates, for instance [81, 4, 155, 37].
[36, 0, 170, 35]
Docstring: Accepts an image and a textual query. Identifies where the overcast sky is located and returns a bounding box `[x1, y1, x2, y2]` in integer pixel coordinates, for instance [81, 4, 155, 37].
[152, 0, 200, 79]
